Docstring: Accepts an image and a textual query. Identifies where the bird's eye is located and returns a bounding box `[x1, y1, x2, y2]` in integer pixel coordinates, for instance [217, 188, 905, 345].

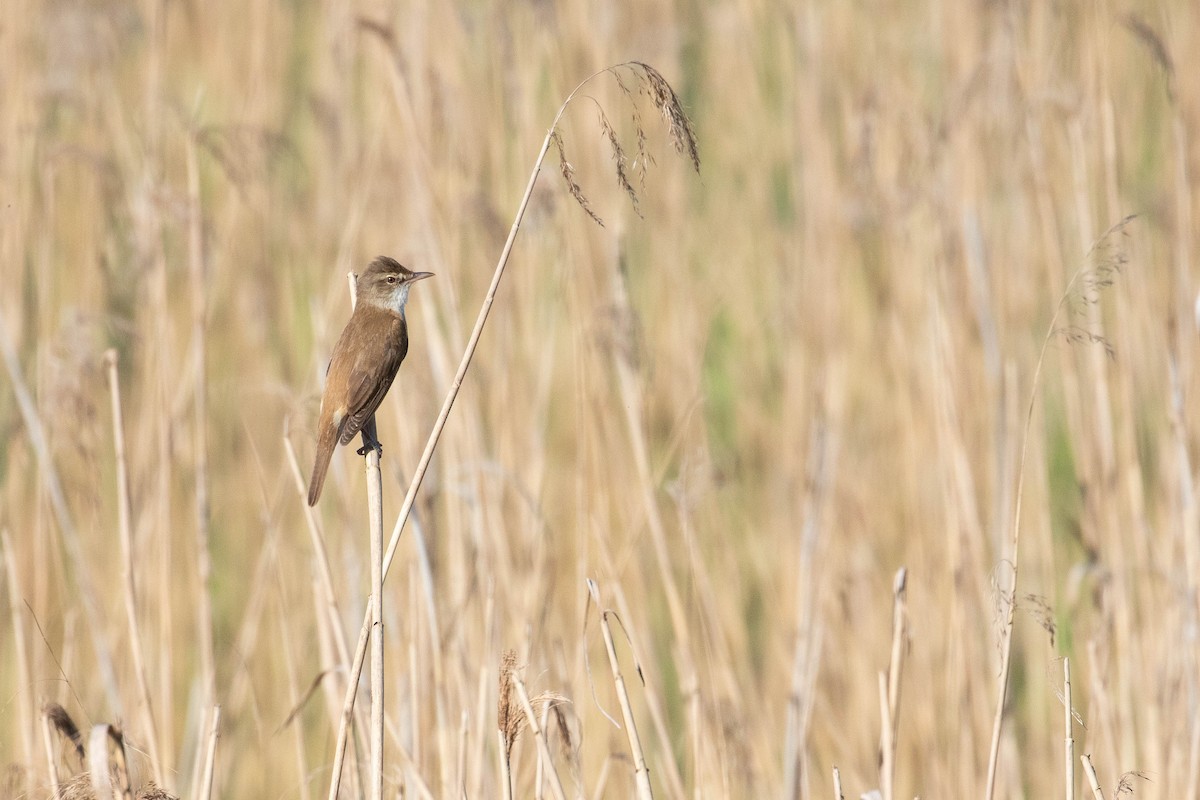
[386, 275, 398, 284]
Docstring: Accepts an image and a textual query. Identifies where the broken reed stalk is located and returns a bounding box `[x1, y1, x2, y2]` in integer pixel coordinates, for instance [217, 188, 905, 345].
[597, 607, 653, 799]
[832, 766, 844, 800]
[321, 61, 697, 799]
[105, 349, 166, 787]
[879, 567, 907, 800]
[1080, 754, 1104, 799]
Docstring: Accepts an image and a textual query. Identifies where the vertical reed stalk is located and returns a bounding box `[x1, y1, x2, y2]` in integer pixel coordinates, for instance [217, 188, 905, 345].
[105, 349, 165, 786]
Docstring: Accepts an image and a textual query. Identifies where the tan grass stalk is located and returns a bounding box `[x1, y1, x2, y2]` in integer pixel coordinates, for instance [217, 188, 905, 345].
[185, 132, 218, 720]
[535, 696, 552, 800]
[285, 411, 372, 782]
[877, 567, 907, 800]
[0, 308, 119, 706]
[783, 413, 836, 800]
[3, 529, 36, 783]
[607, 258, 707, 794]
[327, 617, 371, 800]
[471, 657, 491, 799]
[832, 766, 844, 800]
[366, 431, 385, 800]
[512, 677, 568, 800]
[199, 706, 221, 800]
[878, 672, 893, 800]
[276, 593, 312, 800]
[1064, 658, 1074, 800]
[886, 568, 907, 747]
[42, 711, 62, 795]
[87, 724, 132, 800]
[498, 729, 514, 800]
[281, 435, 356, 673]
[456, 709, 468, 800]
[591, 757, 612, 800]
[407, 615, 421, 770]
[1080, 754, 1104, 799]
[589, 537, 686, 800]
[105, 349, 164, 787]
[983, 218, 1133, 800]
[596, 603, 652, 799]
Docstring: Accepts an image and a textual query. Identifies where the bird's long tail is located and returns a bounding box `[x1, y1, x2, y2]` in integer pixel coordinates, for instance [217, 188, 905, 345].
[308, 425, 338, 505]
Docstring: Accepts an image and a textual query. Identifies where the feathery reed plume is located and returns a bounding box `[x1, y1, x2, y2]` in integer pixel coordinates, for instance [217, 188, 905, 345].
[1114, 771, 1150, 797]
[497, 649, 523, 800]
[631, 61, 700, 171]
[551, 130, 603, 227]
[498, 649, 522, 764]
[551, 62, 699, 226]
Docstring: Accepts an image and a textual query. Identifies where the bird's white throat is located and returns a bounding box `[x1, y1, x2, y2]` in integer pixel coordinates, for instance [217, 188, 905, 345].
[386, 282, 412, 317]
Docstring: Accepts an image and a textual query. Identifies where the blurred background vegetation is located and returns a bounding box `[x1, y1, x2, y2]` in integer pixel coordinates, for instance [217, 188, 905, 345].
[1, 0, 1198, 797]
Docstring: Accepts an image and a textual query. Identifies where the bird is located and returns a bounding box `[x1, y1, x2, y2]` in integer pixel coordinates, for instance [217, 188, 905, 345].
[308, 256, 433, 505]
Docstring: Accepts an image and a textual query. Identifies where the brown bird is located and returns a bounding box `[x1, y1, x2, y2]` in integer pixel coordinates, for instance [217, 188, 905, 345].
[308, 256, 433, 505]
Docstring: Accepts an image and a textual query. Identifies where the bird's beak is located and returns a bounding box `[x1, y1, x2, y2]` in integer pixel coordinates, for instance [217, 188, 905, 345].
[410, 271, 434, 283]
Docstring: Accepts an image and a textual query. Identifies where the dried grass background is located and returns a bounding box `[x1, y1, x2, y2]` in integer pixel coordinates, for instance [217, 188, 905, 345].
[2, 0, 1199, 797]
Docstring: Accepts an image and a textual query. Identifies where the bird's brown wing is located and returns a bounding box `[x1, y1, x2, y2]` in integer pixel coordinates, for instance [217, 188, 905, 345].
[336, 313, 409, 446]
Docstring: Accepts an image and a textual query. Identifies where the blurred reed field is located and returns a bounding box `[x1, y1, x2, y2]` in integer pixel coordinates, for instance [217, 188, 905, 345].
[3, 0, 1200, 796]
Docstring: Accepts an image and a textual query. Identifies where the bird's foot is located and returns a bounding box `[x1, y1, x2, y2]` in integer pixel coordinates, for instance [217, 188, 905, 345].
[356, 440, 382, 457]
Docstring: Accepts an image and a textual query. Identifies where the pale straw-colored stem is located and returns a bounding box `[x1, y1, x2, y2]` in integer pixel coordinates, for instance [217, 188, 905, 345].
[0, 307, 120, 708]
[366, 436, 385, 800]
[878, 672, 893, 800]
[598, 607, 653, 800]
[105, 349, 165, 787]
[1065, 658, 1074, 800]
[1080, 754, 1104, 799]
[185, 133, 217, 718]
[199, 705, 222, 800]
[40, 710, 61, 796]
